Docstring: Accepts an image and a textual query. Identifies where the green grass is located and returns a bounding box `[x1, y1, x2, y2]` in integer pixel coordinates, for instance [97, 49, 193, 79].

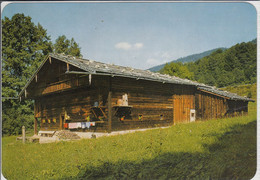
[2, 102, 256, 180]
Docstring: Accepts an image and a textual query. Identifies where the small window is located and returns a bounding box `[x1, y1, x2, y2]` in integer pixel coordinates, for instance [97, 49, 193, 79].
[191, 113, 195, 117]
[48, 119, 51, 123]
[160, 115, 164, 120]
[138, 115, 143, 121]
[42, 118, 46, 123]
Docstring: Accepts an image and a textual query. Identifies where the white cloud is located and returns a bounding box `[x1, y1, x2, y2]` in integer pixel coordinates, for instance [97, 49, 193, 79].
[115, 42, 143, 50]
[115, 42, 132, 50]
[133, 43, 143, 49]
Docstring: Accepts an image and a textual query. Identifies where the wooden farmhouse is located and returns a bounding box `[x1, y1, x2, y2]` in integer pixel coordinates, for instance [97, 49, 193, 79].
[19, 53, 253, 135]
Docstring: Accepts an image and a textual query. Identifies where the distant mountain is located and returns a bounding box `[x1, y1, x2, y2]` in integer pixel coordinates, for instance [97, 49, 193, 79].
[148, 47, 226, 72]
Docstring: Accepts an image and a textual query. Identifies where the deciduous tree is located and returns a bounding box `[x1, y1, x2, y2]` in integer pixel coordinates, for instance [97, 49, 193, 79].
[2, 13, 53, 135]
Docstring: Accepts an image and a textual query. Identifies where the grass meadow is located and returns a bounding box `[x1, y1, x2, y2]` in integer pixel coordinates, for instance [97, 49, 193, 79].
[2, 102, 256, 179]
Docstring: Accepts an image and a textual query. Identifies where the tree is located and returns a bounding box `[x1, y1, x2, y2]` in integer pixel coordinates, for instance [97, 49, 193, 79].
[2, 14, 83, 136]
[53, 35, 81, 57]
[160, 62, 194, 80]
[68, 38, 81, 57]
[2, 13, 53, 135]
[53, 35, 70, 54]
[232, 68, 245, 84]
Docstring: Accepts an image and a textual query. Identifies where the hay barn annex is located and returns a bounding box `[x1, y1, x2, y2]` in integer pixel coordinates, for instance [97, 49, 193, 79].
[19, 53, 253, 135]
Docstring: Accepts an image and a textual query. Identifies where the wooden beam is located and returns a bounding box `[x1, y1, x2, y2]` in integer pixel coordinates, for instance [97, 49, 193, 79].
[65, 71, 173, 84]
[108, 91, 112, 133]
[25, 89, 27, 98]
[89, 74, 92, 85]
[108, 77, 112, 133]
[49, 56, 52, 64]
[34, 118, 38, 135]
[60, 115, 63, 130]
[198, 88, 230, 100]
[35, 74, 38, 82]
[67, 63, 69, 72]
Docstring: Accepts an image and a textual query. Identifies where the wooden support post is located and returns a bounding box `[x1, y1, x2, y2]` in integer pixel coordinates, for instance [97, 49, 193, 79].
[22, 126, 25, 144]
[67, 63, 70, 72]
[108, 91, 112, 133]
[60, 115, 63, 130]
[49, 56, 52, 64]
[108, 77, 112, 133]
[34, 118, 38, 135]
[89, 74, 92, 85]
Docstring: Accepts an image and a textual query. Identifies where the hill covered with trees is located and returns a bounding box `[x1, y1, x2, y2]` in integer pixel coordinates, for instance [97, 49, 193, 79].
[160, 40, 256, 88]
[148, 47, 226, 72]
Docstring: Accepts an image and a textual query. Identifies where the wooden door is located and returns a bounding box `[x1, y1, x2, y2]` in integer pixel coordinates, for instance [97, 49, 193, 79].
[173, 86, 195, 124]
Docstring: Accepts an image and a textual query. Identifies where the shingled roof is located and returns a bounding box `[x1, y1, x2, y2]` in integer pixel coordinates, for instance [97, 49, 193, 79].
[19, 53, 253, 102]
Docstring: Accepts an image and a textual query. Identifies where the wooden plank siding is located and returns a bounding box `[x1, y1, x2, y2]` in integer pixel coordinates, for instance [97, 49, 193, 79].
[173, 85, 196, 124]
[35, 75, 175, 132]
[195, 90, 227, 120]
[30, 57, 249, 133]
[110, 77, 174, 131]
[226, 100, 248, 117]
[34, 70, 111, 131]
[26, 58, 88, 98]
[36, 87, 109, 132]
[195, 90, 248, 120]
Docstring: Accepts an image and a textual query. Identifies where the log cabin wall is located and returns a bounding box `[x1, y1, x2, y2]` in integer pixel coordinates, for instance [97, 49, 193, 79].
[26, 57, 88, 98]
[34, 74, 176, 132]
[28, 56, 250, 133]
[110, 77, 174, 131]
[195, 90, 228, 120]
[195, 90, 249, 120]
[226, 100, 248, 116]
[173, 85, 196, 124]
[32, 58, 111, 131]
[34, 85, 109, 132]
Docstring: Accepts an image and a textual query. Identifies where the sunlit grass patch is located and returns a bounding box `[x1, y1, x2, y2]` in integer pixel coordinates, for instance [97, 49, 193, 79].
[2, 102, 256, 179]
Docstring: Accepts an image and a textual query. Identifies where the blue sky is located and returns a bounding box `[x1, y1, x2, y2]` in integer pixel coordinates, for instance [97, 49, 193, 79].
[2, 2, 257, 69]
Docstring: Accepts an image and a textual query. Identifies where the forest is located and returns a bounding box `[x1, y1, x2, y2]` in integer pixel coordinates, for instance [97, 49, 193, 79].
[160, 40, 257, 88]
[148, 47, 226, 72]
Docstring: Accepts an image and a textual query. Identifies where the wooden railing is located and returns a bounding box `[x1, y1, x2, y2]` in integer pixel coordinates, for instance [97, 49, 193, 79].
[42, 79, 77, 94]
[33, 76, 88, 96]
